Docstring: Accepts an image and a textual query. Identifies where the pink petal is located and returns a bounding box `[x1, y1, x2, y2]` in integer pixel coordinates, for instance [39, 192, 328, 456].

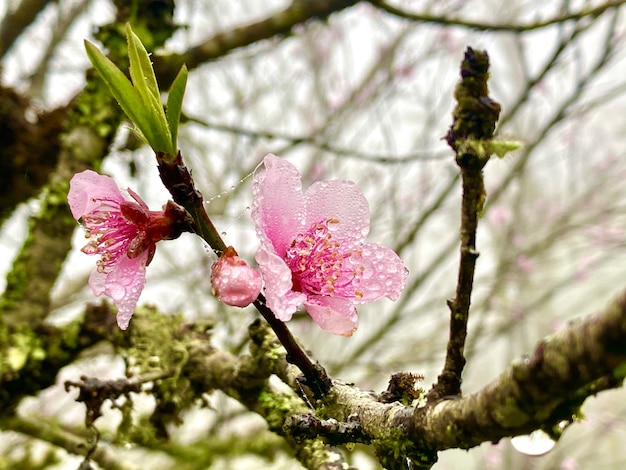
[355, 242, 408, 303]
[252, 154, 306, 257]
[88, 269, 106, 296]
[127, 187, 150, 211]
[304, 179, 370, 242]
[256, 245, 306, 321]
[305, 296, 358, 336]
[68, 170, 125, 219]
[104, 251, 148, 330]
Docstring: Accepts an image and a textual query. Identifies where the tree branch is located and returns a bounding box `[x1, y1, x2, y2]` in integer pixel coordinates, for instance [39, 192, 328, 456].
[153, 0, 360, 87]
[429, 47, 501, 400]
[0, 0, 53, 58]
[292, 287, 626, 468]
[369, 0, 626, 33]
[413, 287, 626, 450]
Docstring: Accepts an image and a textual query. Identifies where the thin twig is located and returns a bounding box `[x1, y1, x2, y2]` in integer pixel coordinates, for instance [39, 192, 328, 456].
[369, 0, 626, 33]
[428, 48, 501, 401]
[254, 295, 332, 397]
[153, 0, 360, 87]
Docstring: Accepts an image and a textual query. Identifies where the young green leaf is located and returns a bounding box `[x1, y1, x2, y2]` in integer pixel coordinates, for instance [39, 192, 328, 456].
[84, 39, 151, 137]
[166, 65, 188, 153]
[125, 24, 172, 153]
[126, 24, 161, 110]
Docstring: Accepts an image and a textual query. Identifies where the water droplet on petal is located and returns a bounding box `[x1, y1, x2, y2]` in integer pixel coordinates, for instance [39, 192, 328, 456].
[511, 430, 556, 456]
[327, 218, 340, 231]
[109, 285, 126, 301]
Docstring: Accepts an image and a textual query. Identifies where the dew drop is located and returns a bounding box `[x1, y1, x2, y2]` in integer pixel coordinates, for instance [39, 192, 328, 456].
[327, 218, 340, 232]
[511, 430, 556, 456]
[109, 285, 126, 301]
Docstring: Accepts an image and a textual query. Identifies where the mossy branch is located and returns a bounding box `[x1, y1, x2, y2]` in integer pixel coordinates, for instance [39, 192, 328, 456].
[428, 47, 501, 401]
[284, 287, 626, 468]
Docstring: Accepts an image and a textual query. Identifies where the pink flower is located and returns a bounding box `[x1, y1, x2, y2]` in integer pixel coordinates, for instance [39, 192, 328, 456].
[252, 154, 407, 336]
[68, 170, 188, 330]
[211, 246, 262, 307]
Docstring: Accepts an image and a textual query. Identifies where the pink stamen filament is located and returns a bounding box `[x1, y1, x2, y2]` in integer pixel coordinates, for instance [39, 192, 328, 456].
[80, 198, 142, 273]
[286, 220, 364, 299]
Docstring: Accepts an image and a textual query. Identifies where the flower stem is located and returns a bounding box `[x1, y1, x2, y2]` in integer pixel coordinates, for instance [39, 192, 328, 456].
[156, 151, 331, 396]
[156, 151, 227, 253]
[254, 294, 332, 397]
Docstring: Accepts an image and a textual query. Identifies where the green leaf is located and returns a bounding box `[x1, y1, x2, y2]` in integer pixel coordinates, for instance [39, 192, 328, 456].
[490, 140, 523, 159]
[125, 24, 172, 153]
[166, 65, 188, 153]
[126, 24, 161, 108]
[84, 39, 151, 139]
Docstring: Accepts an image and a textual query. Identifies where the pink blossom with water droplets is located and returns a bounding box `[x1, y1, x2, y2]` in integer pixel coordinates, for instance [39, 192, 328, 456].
[211, 246, 262, 307]
[68, 170, 187, 330]
[252, 154, 407, 336]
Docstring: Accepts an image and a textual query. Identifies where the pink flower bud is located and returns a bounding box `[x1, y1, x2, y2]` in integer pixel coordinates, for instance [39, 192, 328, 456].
[211, 247, 262, 307]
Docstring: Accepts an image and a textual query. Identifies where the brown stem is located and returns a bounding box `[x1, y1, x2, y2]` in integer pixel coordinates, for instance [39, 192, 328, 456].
[254, 295, 332, 397]
[428, 47, 501, 401]
[156, 151, 227, 253]
[156, 151, 331, 396]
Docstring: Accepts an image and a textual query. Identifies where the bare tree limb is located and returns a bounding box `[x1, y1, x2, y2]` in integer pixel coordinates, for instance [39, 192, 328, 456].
[0, 0, 53, 58]
[428, 48, 501, 400]
[291, 286, 626, 468]
[369, 0, 626, 33]
[153, 0, 360, 87]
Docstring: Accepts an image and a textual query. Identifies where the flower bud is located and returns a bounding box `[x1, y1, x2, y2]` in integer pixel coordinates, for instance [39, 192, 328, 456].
[211, 247, 262, 307]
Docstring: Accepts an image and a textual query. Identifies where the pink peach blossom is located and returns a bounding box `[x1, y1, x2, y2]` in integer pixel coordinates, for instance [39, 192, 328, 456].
[211, 246, 262, 307]
[252, 154, 407, 336]
[68, 170, 187, 329]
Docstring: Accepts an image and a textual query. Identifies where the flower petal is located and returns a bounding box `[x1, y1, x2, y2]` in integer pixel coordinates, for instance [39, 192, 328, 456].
[88, 269, 106, 296]
[305, 295, 358, 336]
[252, 154, 306, 257]
[355, 242, 408, 303]
[105, 251, 149, 329]
[305, 179, 370, 242]
[68, 170, 125, 219]
[256, 245, 306, 321]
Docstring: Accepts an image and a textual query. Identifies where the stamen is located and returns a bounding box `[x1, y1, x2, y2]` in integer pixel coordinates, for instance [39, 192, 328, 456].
[285, 219, 365, 299]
